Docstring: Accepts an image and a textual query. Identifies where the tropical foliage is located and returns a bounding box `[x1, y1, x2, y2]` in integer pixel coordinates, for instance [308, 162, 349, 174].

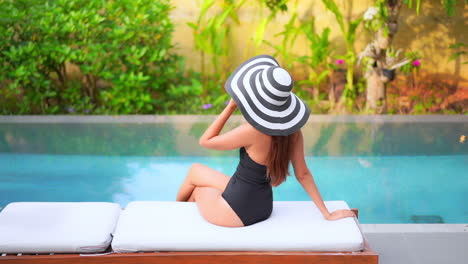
[0, 0, 181, 114]
[0, 0, 465, 115]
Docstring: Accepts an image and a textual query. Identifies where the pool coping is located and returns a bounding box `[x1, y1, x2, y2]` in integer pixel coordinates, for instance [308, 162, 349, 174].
[0, 115, 467, 123]
[361, 224, 468, 233]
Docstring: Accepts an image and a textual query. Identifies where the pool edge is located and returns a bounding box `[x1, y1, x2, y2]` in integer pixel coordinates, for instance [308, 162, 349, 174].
[0, 114, 467, 123]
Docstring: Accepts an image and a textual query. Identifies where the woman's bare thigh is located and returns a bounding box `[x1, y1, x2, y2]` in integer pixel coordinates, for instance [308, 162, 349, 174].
[188, 163, 231, 191]
[193, 187, 244, 228]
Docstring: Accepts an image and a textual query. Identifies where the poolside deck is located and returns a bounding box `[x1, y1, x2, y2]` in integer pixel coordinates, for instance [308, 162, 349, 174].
[362, 224, 468, 264]
[0, 224, 466, 263]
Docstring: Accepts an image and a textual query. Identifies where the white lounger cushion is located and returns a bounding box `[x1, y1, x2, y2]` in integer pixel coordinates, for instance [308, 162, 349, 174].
[111, 201, 364, 252]
[0, 202, 121, 254]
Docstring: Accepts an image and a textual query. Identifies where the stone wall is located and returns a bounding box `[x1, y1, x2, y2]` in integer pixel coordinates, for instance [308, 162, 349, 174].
[170, 0, 467, 88]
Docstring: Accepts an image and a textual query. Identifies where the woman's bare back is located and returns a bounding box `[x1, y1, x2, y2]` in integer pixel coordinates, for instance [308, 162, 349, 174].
[241, 123, 272, 166]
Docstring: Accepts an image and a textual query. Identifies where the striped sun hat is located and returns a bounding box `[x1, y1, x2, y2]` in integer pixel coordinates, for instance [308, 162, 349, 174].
[225, 55, 310, 136]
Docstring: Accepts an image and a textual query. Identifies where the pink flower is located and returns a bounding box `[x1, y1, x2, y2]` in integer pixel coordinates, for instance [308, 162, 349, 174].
[336, 59, 344, 65]
[413, 59, 421, 67]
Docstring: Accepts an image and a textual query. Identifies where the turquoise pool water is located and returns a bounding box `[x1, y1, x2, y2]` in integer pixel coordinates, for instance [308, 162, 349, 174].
[1, 115, 467, 224]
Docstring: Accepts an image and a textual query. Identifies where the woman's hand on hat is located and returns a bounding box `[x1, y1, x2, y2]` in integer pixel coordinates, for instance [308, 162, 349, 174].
[325, 209, 356, 221]
[227, 98, 237, 110]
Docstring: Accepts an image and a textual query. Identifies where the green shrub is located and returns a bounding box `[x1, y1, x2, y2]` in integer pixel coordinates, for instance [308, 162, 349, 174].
[0, 0, 180, 114]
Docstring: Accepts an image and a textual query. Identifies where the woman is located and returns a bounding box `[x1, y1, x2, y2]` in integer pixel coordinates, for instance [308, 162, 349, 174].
[176, 55, 355, 227]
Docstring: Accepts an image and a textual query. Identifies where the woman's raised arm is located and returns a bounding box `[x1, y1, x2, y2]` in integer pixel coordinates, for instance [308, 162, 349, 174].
[199, 99, 257, 151]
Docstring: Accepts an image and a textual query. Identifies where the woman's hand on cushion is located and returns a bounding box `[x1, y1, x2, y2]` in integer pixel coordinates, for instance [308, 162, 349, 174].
[325, 209, 355, 221]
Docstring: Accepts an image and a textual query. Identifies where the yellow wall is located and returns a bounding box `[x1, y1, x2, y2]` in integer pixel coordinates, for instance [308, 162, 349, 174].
[170, 0, 467, 86]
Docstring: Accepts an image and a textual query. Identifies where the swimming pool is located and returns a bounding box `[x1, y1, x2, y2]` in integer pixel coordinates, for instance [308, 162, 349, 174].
[1, 115, 467, 224]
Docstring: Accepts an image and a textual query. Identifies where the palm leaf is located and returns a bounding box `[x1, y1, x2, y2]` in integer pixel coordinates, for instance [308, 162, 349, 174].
[321, 0, 344, 33]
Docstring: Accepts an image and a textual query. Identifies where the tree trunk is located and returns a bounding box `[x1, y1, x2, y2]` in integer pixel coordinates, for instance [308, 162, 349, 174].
[366, 65, 387, 113]
[365, 0, 402, 113]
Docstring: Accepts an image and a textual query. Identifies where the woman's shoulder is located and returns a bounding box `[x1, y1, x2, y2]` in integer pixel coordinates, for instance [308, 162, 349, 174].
[234, 123, 270, 150]
[239, 122, 271, 139]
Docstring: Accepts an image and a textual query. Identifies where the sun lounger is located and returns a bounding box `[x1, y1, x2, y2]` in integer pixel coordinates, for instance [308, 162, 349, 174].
[113, 201, 364, 251]
[0, 201, 378, 264]
[0, 202, 120, 254]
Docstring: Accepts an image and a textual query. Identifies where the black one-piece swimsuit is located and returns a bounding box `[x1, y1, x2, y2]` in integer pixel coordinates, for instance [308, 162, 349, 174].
[221, 147, 273, 226]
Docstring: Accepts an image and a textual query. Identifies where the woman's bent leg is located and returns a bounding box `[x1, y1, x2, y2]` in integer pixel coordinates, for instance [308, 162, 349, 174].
[176, 163, 230, 202]
[192, 187, 244, 227]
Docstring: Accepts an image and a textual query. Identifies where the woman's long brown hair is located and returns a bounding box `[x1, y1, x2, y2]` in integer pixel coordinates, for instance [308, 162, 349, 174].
[266, 133, 296, 186]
